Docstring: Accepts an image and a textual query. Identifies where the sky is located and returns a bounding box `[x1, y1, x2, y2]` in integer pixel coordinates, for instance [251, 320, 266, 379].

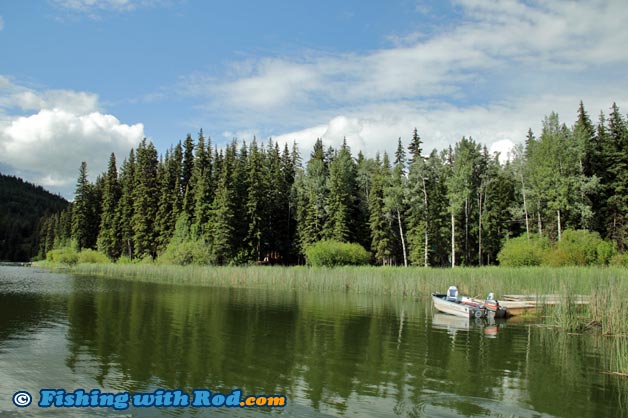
[1, 0, 628, 199]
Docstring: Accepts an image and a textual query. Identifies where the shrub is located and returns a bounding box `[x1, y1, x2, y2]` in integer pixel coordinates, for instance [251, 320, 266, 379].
[159, 239, 210, 265]
[497, 235, 548, 266]
[77, 249, 110, 264]
[498, 230, 616, 267]
[552, 229, 604, 266]
[596, 241, 616, 265]
[611, 252, 628, 267]
[116, 255, 133, 264]
[305, 240, 370, 267]
[46, 247, 79, 266]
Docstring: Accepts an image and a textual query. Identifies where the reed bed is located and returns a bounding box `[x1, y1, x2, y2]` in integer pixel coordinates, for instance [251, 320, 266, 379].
[66, 263, 628, 374]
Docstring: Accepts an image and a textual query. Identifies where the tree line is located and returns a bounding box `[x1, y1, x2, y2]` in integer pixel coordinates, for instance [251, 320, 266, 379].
[39, 102, 628, 266]
[0, 173, 68, 261]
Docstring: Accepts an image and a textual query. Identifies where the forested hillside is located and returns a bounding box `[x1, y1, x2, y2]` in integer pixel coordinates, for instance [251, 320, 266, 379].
[40, 102, 628, 266]
[0, 173, 68, 261]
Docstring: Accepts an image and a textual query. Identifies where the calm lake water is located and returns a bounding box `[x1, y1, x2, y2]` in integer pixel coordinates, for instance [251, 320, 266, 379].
[0, 265, 626, 417]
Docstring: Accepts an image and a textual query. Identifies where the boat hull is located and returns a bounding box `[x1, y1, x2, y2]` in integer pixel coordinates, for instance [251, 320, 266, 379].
[432, 293, 477, 318]
[432, 293, 508, 319]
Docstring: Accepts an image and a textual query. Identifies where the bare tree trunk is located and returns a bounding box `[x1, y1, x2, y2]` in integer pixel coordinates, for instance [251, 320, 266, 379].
[478, 192, 483, 266]
[396, 209, 408, 267]
[557, 209, 562, 241]
[537, 208, 543, 238]
[451, 211, 456, 268]
[464, 197, 469, 263]
[421, 177, 429, 268]
[521, 176, 530, 239]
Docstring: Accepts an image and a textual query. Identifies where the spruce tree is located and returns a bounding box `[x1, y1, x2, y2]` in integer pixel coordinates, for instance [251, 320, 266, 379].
[96, 153, 120, 258]
[71, 161, 97, 249]
[115, 149, 136, 259]
[369, 153, 393, 264]
[324, 139, 356, 242]
[132, 139, 160, 259]
[408, 128, 423, 164]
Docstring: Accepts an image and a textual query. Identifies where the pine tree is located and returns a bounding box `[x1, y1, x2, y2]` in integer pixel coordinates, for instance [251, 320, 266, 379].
[384, 138, 408, 266]
[246, 137, 267, 261]
[369, 153, 393, 264]
[192, 131, 214, 238]
[72, 161, 97, 250]
[296, 139, 330, 251]
[208, 148, 235, 265]
[324, 139, 356, 242]
[601, 103, 628, 249]
[96, 153, 120, 258]
[408, 128, 423, 164]
[115, 149, 136, 259]
[132, 139, 159, 259]
[181, 134, 196, 216]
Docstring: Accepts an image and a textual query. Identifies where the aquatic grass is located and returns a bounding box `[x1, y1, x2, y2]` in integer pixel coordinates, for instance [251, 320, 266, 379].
[62, 263, 628, 331]
[38, 262, 628, 375]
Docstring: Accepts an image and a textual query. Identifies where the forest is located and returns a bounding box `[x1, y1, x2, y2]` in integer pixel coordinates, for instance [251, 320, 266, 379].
[38, 101, 628, 267]
[0, 173, 68, 261]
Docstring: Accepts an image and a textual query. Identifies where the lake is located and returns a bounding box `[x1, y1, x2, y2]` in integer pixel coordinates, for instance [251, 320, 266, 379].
[0, 265, 625, 417]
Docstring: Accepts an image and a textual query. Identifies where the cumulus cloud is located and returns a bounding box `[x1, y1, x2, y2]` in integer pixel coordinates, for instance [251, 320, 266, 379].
[0, 77, 144, 198]
[183, 0, 628, 160]
[273, 94, 625, 161]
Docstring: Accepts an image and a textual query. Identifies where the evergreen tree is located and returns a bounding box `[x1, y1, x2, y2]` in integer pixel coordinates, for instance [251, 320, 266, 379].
[408, 128, 423, 164]
[155, 146, 182, 253]
[600, 103, 628, 249]
[324, 139, 356, 242]
[192, 131, 214, 238]
[369, 153, 393, 264]
[96, 153, 121, 258]
[115, 149, 136, 258]
[72, 161, 98, 249]
[245, 137, 267, 261]
[207, 148, 235, 264]
[132, 139, 159, 258]
[296, 139, 329, 250]
[384, 138, 408, 266]
[181, 134, 196, 216]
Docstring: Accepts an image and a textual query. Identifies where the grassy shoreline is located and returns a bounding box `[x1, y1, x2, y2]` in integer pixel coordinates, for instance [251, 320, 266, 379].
[35, 262, 628, 374]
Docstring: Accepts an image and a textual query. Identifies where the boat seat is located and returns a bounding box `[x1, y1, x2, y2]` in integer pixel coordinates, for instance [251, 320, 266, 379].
[446, 286, 459, 302]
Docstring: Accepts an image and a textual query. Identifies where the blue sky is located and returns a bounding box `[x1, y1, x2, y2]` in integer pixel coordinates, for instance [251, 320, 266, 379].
[1, 0, 628, 198]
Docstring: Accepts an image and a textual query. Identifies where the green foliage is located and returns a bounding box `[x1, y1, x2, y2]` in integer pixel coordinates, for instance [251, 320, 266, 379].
[116, 255, 133, 264]
[305, 240, 370, 267]
[158, 213, 210, 265]
[77, 249, 110, 264]
[0, 173, 68, 261]
[547, 229, 605, 266]
[499, 230, 616, 267]
[34, 101, 628, 269]
[159, 239, 210, 265]
[610, 252, 628, 267]
[46, 247, 79, 266]
[497, 235, 549, 266]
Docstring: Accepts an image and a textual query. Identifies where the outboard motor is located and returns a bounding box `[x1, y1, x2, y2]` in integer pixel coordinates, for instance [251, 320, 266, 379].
[485, 292, 499, 313]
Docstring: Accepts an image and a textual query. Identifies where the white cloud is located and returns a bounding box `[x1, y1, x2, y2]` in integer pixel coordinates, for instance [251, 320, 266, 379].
[273, 94, 627, 161]
[50, 0, 178, 17]
[52, 0, 137, 12]
[0, 16, 4, 31]
[0, 77, 144, 198]
[182, 0, 628, 160]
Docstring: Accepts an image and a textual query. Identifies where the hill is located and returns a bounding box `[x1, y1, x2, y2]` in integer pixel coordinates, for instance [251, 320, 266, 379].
[0, 173, 68, 261]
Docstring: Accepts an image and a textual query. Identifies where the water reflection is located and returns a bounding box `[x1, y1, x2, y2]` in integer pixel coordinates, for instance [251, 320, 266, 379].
[0, 266, 626, 417]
